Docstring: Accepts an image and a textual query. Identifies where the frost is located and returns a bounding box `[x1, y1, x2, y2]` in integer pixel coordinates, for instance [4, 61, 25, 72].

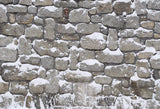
[19, 64, 39, 72]
[103, 48, 123, 55]
[80, 59, 103, 66]
[30, 78, 49, 86]
[140, 47, 156, 54]
[0, 4, 7, 12]
[44, 6, 58, 12]
[150, 53, 160, 60]
[96, 0, 112, 3]
[64, 23, 76, 30]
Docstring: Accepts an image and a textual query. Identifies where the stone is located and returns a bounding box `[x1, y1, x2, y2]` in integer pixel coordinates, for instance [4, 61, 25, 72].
[54, 0, 78, 8]
[1, 23, 25, 36]
[103, 85, 112, 96]
[65, 70, 92, 82]
[10, 82, 28, 95]
[0, 77, 9, 94]
[44, 18, 55, 40]
[33, 0, 53, 6]
[79, 59, 104, 72]
[0, 5, 7, 23]
[57, 23, 76, 34]
[107, 29, 118, 50]
[153, 70, 160, 80]
[118, 29, 134, 37]
[155, 82, 160, 100]
[20, 55, 41, 65]
[79, 49, 95, 61]
[0, 0, 12, 4]
[7, 5, 27, 13]
[135, 0, 147, 15]
[95, 75, 112, 85]
[141, 21, 154, 29]
[96, 1, 112, 13]
[80, 32, 106, 50]
[19, 0, 32, 5]
[96, 48, 123, 64]
[154, 33, 160, 39]
[121, 79, 129, 88]
[25, 25, 43, 38]
[77, 23, 100, 34]
[0, 48, 17, 62]
[26, 95, 34, 108]
[69, 9, 90, 23]
[70, 46, 78, 70]
[105, 64, 135, 78]
[0, 36, 13, 47]
[16, 14, 33, 24]
[61, 35, 79, 41]
[154, 22, 160, 34]
[138, 88, 153, 99]
[146, 39, 160, 50]
[79, 1, 95, 8]
[87, 82, 102, 96]
[126, 16, 139, 29]
[14, 95, 25, 107]
[131, 79, 154, 88]
[125, 53, 135, 64]
[91, 15, 101, 23]
[135, 28, 153, 38]
[136, 60, 151, 78]
[114, 1, 133, 15]
[148, 0, 160, 10]
[102, 14, 124, 28]
[34, 16, 43, 25]
[59, 80, 72, 94]
[88, 8, 97, 15]
[148, 10, 160, 21]
[55, 93, 73, 106]
[18, 36, 32, 55]
[38, 6, 63, 18]
[41, 56, 54, 69]
[150, 53, 160, 69]
[55, 58, 68, 71]
[119, 38, 144, 52]
[28, 6, 37, 14]
[9, 14, 15, 23]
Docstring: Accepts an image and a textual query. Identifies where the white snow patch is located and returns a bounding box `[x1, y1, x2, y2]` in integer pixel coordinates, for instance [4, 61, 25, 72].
[19, 64, 39, 72]
[30, 78, 49, 86]
[141, 47, 156, 54]
[15, 84, 26, 89]
[96, 0, 112, 3]
[103, 48, 123, 55]
[150, 53, 160, 60]
[66, 69, 92, 78]
[139, 67, 147, 73]
[80, 59, 103, 66]
[0, 76, 7, 84]
[112, 79, 121, 87]
[50, 47, 57, 52]
[0, 4, 7, 12]
[64, 23, 76, 30]
[44, 6, 58, 12]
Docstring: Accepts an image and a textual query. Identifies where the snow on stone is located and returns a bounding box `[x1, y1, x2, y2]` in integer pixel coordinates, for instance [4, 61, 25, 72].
[66, 69, 92, 78]
[45, 6, 58, 12]
[103, 48, 123, 55]
[30, 78, 49, 86]
[19, 64, 39, 72]
[140, 47, 156, 54]
[114, 0, 131, 3]
[126, 38, 144, 47]
[50, 47, 57, 53]
[6, 38, 18, 50]
[139, 67, 147, 73]
[134, 27, 153, 34]
[80, 59, 103, 66]
[96, 0, 112, 3]
[64, 23, 76, 30]
[150, 53, 160, 60]
[86, 32, 105, 40]
[15, 84, 26, 89]
[0, 76, 7, 83]
[0, 4, 7, 12]
[87, 81, 101, 96]
[112, 79, 121, 87]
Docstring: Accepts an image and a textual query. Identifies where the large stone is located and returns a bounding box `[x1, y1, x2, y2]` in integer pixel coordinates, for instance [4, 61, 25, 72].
[33, 0, 53, 6]
[126, 16, 139, 29]
[79, 49, 95, 61]
[59, 80, 72, 94]
[148, 10, 160, 21]
[87, 82, 102, 96]
[0, 0, 12, 4]
[96, 48, 123, 64]
[0, 48, 17, 62]
[69, 9, 90, 23]
[1, 23, 25, 36]
[55, 58, 68, 71]
[95, 75, 112, 85]
[10, 82, 28, 95]
[131, 79, 154, 88]
[150, 53, 160, 69]
[38, 6, 63, 18]
[148, 0, 160, 10]
[41, 56, 54, 69]
[79, 59, 104, 72]
[0, 35, 13, 47]
[19, 0, 32, 5]
[57, 23, 76, 34]
[135, 27, 153, 38]
[28, 6, 37, 14]
[16, 14, 33, 24]
[96, 1, 113, 13]
[119, 38, 144, 52]
[105, 64, 135, 78]
[0, 5, 7, 23]
[70, 46, 78, 70]
[135, 0, 147, 15]
[138, 47, 156, 59]
[118, 29, 134, 37]
[20, 55, 40, 65]
[107, 29, 118, 50]
[146, 39, 160, 50]
[7, 5, 27, 13]
[79, 1, 95, 8]
[154, 22, 160, 34]
[141, 21, 154, 29]
[54, 0, 78, 8]
[125, 53, 135, 64]
[25, 25, 43, 38]
[91, 15, 101, 23]
[0, 77, 9, 94]
[80, 32, 106, 50]
[138, 88, 154, 99]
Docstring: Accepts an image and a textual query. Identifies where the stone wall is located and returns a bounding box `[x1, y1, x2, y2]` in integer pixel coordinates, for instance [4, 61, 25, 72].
[0, 0, 160, 108]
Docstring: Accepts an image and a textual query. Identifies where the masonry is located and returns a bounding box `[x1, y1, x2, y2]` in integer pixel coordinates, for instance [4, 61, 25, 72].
[0, 0, 160, 108]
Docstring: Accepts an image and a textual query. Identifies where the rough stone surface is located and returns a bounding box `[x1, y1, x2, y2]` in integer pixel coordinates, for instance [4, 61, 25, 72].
[34, 16, 43, 25]
[0, 5, 7, 23]
[55, 93, 73, 106]
[19, 0, 32, 5]
[135, 0, 147, 15]
[148, 0, 160, 10]
[118, 29, 134, 37]
[141, 21, 154, 29]
[146, 39, 160, 50]
[96, 1, 113, 14]
[107, 29, 118, 50]
[125, 53, 135, 64]
[79, 49, 95, 61]
[0, 0, 12, 4]
[28, 6, 37, 14]
[10, 82, 28, 95]
[25, 25, 43, 38]
[41, 56, 54, 69]
[126, 16, 139, 29]
[0, 36, 13, 47]
[59, 80, 72, 94]
[0, 78, 9, 94]
[70, 46, 78, 70]
[57, 23, 76, 34]
[33, 0, 53, 6]
[91, 15, 101, 23]
[55, 58, 68, 70]
[148, 10, 160, 21]
[135, 28, 153, 38]
[95, 75, 112, 85]
[7, 5, 27, 13]
[16, 14, 33, 24]
[150, 54, 160, 69]
[154, 22, 160, 34]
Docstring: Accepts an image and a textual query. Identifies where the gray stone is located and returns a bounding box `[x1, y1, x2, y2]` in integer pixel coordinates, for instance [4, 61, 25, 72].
[154, 22, 160, 34]
[41, 56, 54, 69]
[61, 35, 79, 41]
[0, 0, 12, 4]
[146, 39, 160, 50]
[121, 79, 129, 88]
[103, 85, 112, 96]
[55, 58, 68, 70]
[126, 16, 139, 29]
[79, 49, 95, 61]
[0, 5, 7, 23]
[80, 32, 106, 50]
[70, 46, 78, 70]
[44, 18, 55, 40]
[102, 14, 124, 28]
[96, 48, 123, 64]
[95, 75, 112, 85]
[28, 6, 37, 14]
[25, 25, 43, 38]
[150, 53, 160, 69]
[16, 14, 33, 24]
[69, 9, 90, 23]
[107, 29, 118, 50]
[131, 79, 154, 88]
[119, 38, 144, 52]
[54, 0, 78, 8]
[77, 23, 100, 34]
[20, 55, 40, 65]
[14, 95, 25, 107]
[87, 82, 102, 96]
[135, 28, 153, 38]
[135, 0, 147, 15]
[7, 5, 27, 13]
[105, 64, 135, 78]
[19, 0, 32, 5]
[0, 78, 9, 94]
[141, 21, 154, 29]
[148, 10, 160, 21]
[96, 1, 113, 13]
[33, 0, 53, 6]
[125, 53, 135, 64]
[57, 23, 76, 34]
[79, 59, 104, 72]
[91, 15, 101, 23]
[118, 29, 134, 37]
[38, 6, 63, 18]
[0, 48, 17, 62]
[79, 1, 95, 8]
[155, 83, 160, 100]
[9, 14, 15, 23]
[138, 88, 153, 99]
[88, 8, 97, 15]
[34, 16, 43, 25]
[1, 23, 25, 36]
[148, 0, 160, 10]
[59, 80, 72, 94]
[137, 47, 156, 59]
[0, 36, 13, 47]
[10, 82, 28, 95]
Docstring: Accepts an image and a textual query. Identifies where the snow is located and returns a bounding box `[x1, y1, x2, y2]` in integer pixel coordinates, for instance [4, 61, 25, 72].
[0, 4, 6, 12]
[80, 59, 103, 66]
[96, 0, 112, 3]
[139, 67, 147, 73]
[135, 27, 153, 34]
[30, 24, 39, 29]
[112, 79, 121, 87]
[125, 38, 144, 47]
[150, 53, 160, 60]
[66, 69, 92, 78]
[15, 84, 26, 89]
[44, 6, 58, 12]
[64, 23, 76, 30]
[114, 0, 131, 3]
[50, 47, 57, 52]
[70, 46, 78, 51]
[19, 64, 39, 72]
[141, 47, 156, 53]
[30, 78, 49, 86]
[0, 76, 7, 83]
[103, 48, 123, 55]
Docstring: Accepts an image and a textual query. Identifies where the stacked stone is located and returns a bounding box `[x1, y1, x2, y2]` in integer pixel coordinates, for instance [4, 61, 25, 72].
[0, 0, 160, 108]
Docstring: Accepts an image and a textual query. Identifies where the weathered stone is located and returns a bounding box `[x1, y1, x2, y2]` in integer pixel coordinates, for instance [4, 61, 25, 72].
[135, 27, 153, 38]
[55, 58, 68, 70]
[33, 0, 53, 6]
[77, 23, 100, 34]
[118, 29, 134, 37]
[105, 64, 135, 78]
[119, 38, 144, 52]
[131, 79, 154, 88]
[10, 82, 28, 95]
[138, 88, 153, 99]
[41, 56, 54, 69]
[125, 53, 135, 64]
[146, 39, 160, 50]
[102, 14, 124, 28]
[34, 16, 43, 25]
[79, 49, 95, 61]
[148, 0, 160, 10]
[95, 75, 112, 85]
[54, 0, 78, 8]
[57, 23, 76, 34]
[79, 1, 95, 8]
[79, 59, 104, 72]
[38, 6, 63, 18]
[0, 0, 12, 4]
[148, 10, 160, 21]
[26, 95, 34, 108]
[155, 82, 160, 100]
[126, 16, 139, 29]
[13, 0, 19, 4]
[0, 48, 17, 62]
[107, 29, 118, 50]
[7, 5, 27, 13]
[20, 55, 41, 65]
[0, 77, 9, 94]
[96, 48, 123, 64]
[9, 14, 15, 23]
[65, 70, 92, 82]
[121, 79, 130, 88]
[154, 33, 160, 39]
[154, 22, 160, 34]
[70, 46, 78, 70]
[25, 25, 43, 38]
[28, 6, 37, 14]
[135, 0, 147, 15]
[87, 82, 101, 96]
[136, 60, 151, 78]
[68, 41, 79, 48]
[103, 85, 112, 96]
[141, 21, 154, 29]
[111, 79, 121, 96]
[0, 36, 13, 47]
[88, 8, 97, 15]
[114, 1, 133, 15]
[91, 15, 101, 23]
[16, 14, 33, 24]
[1, 23, 25, 36]
[61, 35, 79, 41]
[59, 80, 72, 94]
[0, 5, 7, 23]
[19, 0, 32, 5]
[80, 32, 106, 50]
[18, 36, 32, 55]
[150, 53, 160, 69]
[69, 9, 90, 23]
[14, 95, 25, 107]
[44, 18, 55, 40]
[96, 1, 112, 13]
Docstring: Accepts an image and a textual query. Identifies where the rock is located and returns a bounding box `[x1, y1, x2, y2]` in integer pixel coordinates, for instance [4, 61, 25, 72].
[16, 14, 33, 24]
[61, 35, 79, 41]
[118, 29, 134, 37]
[91, 15, 101, 23]
[135, 0, 147, 15]
[28, 6, 37, 14]
[19, 0, 32, 5]
[80, 32, 106, 50]
[10, 82, 28, 95]
[0, 48, 17, 62]
[41, 56, 54, 69]
[57, 23, 76, 34]
[146, 39, 160, 50]
[107, 29, 118, 50]
[38, 6, 63, 18]
[7, 5, 27, 13]
[150, 53, 160, 69]
[79, 59, 104, 72]
[119, 38, 144, 52]
[141, 21, 154, 29]
[105, 64, 135, 78]
[126, 15, 139, 29]
[55, 58, 68, 70]
[69, 9, 90, 23]
[113, 1, 133, 15]
[70, 46, 78, 70]
[135, 27, 153, 38]
[33, 0, 53, 6]
[121, 79, 130, 88]
[148, 0, 160, 10]
[87, 82, 101, 96]
[9, 14, 15, 23]
[79, 1, 95, 8]
[1, 23, 25, 36]
[96, 1, 112, 13]
[88, 8, 96, 15]
[25, 25, 43, 38]
[0, 77, 9, 94]
[59, 80, 72, 94]
[79, 49, 95, 61]
[125, 53, 135, 64]
[0, 0, 12, 4]
[0, 35, 13, 47]
[26, 95, 34, 108]
[154, 33, 160, 39]
[44, 18, 55, 40]
[103, 85, 112, 96]
[96, 48, 123, 64]
[34, 16, 43, 25]
[0, 5, 7, 23]
[77, 23, 100, 34]
[65, 70, 92, 82]
[155, 82, 160, 100]
[20, 55, 40, 65]
[138, 88, 153, 99]
[102, 14, 124, 28]
[148, 10, 160, 21]
[131, 79, 154, 88]
[54, 0, 78, 8]
[14, 95, 25, 107]
[154, 22, 160, 34]
[95, 75, 112, 85]
[153, 71, 160, 80]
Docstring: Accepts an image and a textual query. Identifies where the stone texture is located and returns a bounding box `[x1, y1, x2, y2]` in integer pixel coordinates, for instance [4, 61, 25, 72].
[155, 82, 160, 100]
[131, 79, 154, 88]
[137, 47, 156, 59]
[79, 1, 95, 8]
[10, 82, 28, 95]
[7, 5, 27, 13]
[107, 29, 118, 50]
[0, 0, 12, 4]
[105, 64, 135, 78]
[146, 39, 160, 51]
[96, 1, 112, 14]
[0, 78, 9, 94]
[9, 14, 15, 23]
[59, 80, 72, 94]
[57, 23, 76, 34]
[141, 21, 154, 29]
[25, 25, 43, 38]
[91, 15, 101, 23]
[138, 88, 154, 99]
[103, 85, 112, 96]
[55, 58, 68, 70]
[41, 56, 54, 69]
[79, 49, 95, 61]
[16, 14, 33, 24]
[135, 28, 153, 38]
[28, 6, 37, 14]
[126, 16, 139, 29]
[154, 33, 160, 39]
[70, 46, 78, 70]
[61, 35, 79, 41]
[0, 36, 13, 47]
[148, 0, 160, 10]
[118, 29, 134, 37]
[54, 0, 78, 8]
[34, 16, 43, 25]
[150, 53, 160, 69]
[135, 0, 147, 15]
[87, 82, 102, 96]
[55, 93, 73, 106]
[95, 75, 112, 85]
[154, 22, 160, 34]
[20, 55, 40, 65]
[19, 0, 32, 5]
[0, 5, 7, 23]
[33, 0, 53, 6]
[148, 10, 160, 21]
[125, 53, 135, 64]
